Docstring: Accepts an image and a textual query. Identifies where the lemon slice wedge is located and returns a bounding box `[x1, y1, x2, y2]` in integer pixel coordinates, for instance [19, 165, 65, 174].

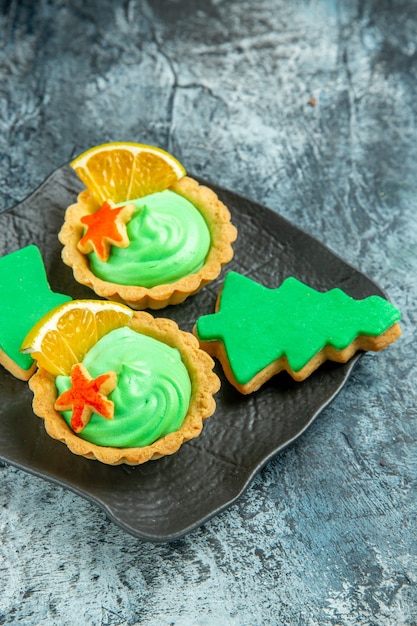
[22, 300, 133, 376]
[70, 142, 186, 205]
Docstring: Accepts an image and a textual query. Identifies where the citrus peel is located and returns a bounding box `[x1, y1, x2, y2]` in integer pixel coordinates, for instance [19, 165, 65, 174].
[78, 200, 134, 262]
[55, 363, 117, 433]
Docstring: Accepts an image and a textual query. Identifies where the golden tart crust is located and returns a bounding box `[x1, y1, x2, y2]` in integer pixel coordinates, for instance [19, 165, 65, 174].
[58, 176, 237, 310]
[29, 311, 220, 465]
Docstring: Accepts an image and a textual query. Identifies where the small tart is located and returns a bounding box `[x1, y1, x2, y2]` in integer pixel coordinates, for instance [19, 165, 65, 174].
[59, 176, 237, 310]
[29, 311, 220, 465]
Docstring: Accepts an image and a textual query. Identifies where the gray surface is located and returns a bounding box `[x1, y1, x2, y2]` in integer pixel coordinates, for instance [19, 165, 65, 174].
[0, 1, 416, 624]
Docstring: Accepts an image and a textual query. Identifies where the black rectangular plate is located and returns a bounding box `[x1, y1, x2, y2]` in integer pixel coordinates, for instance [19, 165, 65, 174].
[0, 166, 384, 542]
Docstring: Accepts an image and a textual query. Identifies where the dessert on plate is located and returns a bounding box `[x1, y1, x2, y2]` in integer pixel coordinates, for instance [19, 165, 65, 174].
[23, 299, 220, 465]
[194, 271, 402, 393]
[59, 143, 237, 309]
[0, 245, 71, 380]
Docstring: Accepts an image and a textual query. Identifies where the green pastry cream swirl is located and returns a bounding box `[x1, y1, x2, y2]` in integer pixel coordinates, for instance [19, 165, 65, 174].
[88, 190, 211, 287]
[55, 327, 192, 448]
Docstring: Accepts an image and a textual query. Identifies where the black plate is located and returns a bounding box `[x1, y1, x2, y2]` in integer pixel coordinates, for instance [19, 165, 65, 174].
[0, 166, 386, 542]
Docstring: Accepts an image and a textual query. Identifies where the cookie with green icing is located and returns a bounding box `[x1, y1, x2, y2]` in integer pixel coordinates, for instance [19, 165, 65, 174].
[194, 272, 402, 393]
[0, 246, 71, 380]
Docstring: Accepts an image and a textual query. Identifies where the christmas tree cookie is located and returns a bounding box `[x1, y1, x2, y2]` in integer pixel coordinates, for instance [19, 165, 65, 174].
[0, 246, 71, 380]
[195, 272, 402, 393]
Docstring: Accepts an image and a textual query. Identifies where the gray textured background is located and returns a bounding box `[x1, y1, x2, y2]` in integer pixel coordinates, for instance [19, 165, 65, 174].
[0, 1, 416, 624]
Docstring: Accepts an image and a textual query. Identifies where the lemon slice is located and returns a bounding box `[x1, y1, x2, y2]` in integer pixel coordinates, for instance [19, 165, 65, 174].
[22, 300, 133, 376]
[70, 142, 186, 205]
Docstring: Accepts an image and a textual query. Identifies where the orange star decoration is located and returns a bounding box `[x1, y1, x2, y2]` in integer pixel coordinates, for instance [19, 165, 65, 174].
[78, 200, 135, 262]
[54, 363, 118, 433]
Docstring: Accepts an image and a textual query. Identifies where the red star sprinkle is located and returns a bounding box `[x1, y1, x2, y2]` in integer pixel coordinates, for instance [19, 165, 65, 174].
[55, 363, 117, 433]
[78, 200, 134, 262]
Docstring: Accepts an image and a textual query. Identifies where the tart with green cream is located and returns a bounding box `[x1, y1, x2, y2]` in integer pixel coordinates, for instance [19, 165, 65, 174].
[24, 300, 219, 465]
[59, 143, 237, 310]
